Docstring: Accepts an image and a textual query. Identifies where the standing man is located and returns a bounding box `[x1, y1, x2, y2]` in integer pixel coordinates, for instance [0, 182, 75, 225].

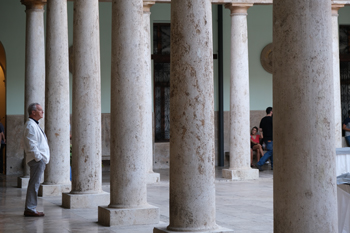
[255, 107, 273, 171]
[23, 103, 50, 217]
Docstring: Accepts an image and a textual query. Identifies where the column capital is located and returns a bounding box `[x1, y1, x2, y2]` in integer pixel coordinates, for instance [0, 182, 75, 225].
[143, 2, 155, 12]
[21, 0, 47, 10]
[331, 4, 344, 16]
[224, 3, 253, 14]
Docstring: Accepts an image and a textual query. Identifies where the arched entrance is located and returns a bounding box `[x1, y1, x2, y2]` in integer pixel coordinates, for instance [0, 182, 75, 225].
[0, 41, 6, 174]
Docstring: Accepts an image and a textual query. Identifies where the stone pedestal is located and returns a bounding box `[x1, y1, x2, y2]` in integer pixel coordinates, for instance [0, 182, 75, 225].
[17, 176, 29, 189]
[332, 4, 344, 148]
[98, 205, 159, 226]
[18, 173, 44, 188]
[63, 0, 104, 209]
[39, 184, 71, 197]
[144, 2, 160, 184]
[273, 0, 338, 232]
[155, 0, 231, 232]
[40, 0, 71, 197]
[62, 192, 109, 209]
[222, 4, 258, 180]
[98, 0, 159, 226]
[154, 225, 234, 233]
[222, 168, 258, 180]
[147, 172, 160, 183]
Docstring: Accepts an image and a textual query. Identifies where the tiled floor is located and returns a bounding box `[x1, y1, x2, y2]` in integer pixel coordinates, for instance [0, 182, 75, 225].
[0, 166, 273, 233]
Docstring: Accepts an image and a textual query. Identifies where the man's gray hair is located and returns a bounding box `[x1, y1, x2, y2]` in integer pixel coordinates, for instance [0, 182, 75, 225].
[27, 103, 40, 116]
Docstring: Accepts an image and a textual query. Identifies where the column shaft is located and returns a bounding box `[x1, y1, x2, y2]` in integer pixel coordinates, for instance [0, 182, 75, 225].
[273, 0, 338, 232]
[71, 0, 102, 194]
[98, 0, 159, 226]
[143, 2, 160, 183]
[22, 0, 46, 180]
[42, 0, 70, 189]
[222, 4, 258, 180]
[109, 0, 147, 208]
[332, 5, 344, 148]
[168, 0, 216, 231]
[63, 0, 109, 209]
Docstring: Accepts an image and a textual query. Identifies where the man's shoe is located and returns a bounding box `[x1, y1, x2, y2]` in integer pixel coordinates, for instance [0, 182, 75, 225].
[254, 163, 264, 172]
[24, 210, 45, 217]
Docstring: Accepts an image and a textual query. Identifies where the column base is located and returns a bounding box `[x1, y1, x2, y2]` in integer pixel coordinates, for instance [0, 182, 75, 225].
[17, 176, 29, 189]
[147, 172, 160, 184]
[38, 183, 71, 197]
[98, 204, 159, 226]
[62, 191, 109, 209]
[222, 168, 259, 180]
[154, 224, 234, 233]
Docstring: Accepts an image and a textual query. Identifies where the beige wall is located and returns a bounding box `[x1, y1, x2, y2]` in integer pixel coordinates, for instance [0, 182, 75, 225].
[6, 111, 267, 174]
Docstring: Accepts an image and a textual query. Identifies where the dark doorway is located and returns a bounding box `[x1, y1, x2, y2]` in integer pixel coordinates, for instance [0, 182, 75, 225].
[153, 23, 170, 142]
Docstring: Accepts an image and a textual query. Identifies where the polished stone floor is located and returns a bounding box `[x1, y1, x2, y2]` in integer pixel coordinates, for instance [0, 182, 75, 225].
[0, 166, 273, 233]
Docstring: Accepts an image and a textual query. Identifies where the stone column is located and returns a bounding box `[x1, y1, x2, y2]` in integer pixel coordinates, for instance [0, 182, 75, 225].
[98, 0, 159, 226]
[38, 0, 71, 197]
[18, 0, 46, 189]
[222, 4, 258, 180]
[332, 4, 344, 148]
[144, 2, 160, 184]
[62, 0, 109, 209]
[154, 1, 232, 233]
[273, 0, 338, 232]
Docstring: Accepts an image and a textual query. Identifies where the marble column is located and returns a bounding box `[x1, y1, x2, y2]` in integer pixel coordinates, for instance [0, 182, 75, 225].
[62, 0, 109, 209]
[143, 2, 160, 184]
[332, 4, 344, 148]
[222, 4, 258, 180]
[273, 0, 338, 232]
[154, 1, 232, 233]
[38, 0, 71, 197]
[98, 0, 159, 226]
[18, 0, 46, 189]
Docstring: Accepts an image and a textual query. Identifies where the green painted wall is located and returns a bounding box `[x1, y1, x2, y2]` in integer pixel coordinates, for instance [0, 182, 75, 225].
[2, 3, 350, 114]
[0, 1, 26, 115]
[247, 5, 273, 110]
[339, 6, 350, 24]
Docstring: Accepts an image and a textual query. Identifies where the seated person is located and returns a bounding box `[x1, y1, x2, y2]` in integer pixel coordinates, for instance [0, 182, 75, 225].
[343, 110, 350, 146]
[250, 127, 264, 167]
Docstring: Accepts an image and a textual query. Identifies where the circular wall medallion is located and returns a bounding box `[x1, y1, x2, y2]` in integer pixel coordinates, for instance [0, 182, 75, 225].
[260, 43, 273, 74]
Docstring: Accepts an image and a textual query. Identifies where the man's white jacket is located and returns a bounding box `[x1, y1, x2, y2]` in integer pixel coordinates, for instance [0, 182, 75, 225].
[23, 118, 50, 164]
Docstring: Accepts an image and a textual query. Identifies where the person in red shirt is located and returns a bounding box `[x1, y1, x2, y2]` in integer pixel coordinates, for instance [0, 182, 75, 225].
[250, 126, 264, 167]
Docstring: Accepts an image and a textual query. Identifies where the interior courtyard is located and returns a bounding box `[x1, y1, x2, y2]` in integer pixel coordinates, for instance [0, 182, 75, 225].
[1, 0, 350, 232]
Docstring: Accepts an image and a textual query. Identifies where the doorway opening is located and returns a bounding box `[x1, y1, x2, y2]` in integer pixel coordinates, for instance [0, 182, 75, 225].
[153, 23, 170, 142]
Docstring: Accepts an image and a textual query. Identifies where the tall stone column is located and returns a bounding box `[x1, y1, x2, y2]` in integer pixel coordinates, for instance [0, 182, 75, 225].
[18, 0, 46, 189]
[273, 0, 338, 232]
[154, 1, 232, 233]
[222, 4, 258, 180]
[332, 4, 344, 148]
[38, 0, 71, 197]
[143, 2, 160, 184]
[98, 0, 159, 226]
[62, 0, 109, 209]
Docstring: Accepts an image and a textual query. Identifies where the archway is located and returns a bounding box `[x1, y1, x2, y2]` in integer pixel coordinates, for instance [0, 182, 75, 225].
[0, 41, 6, 174]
